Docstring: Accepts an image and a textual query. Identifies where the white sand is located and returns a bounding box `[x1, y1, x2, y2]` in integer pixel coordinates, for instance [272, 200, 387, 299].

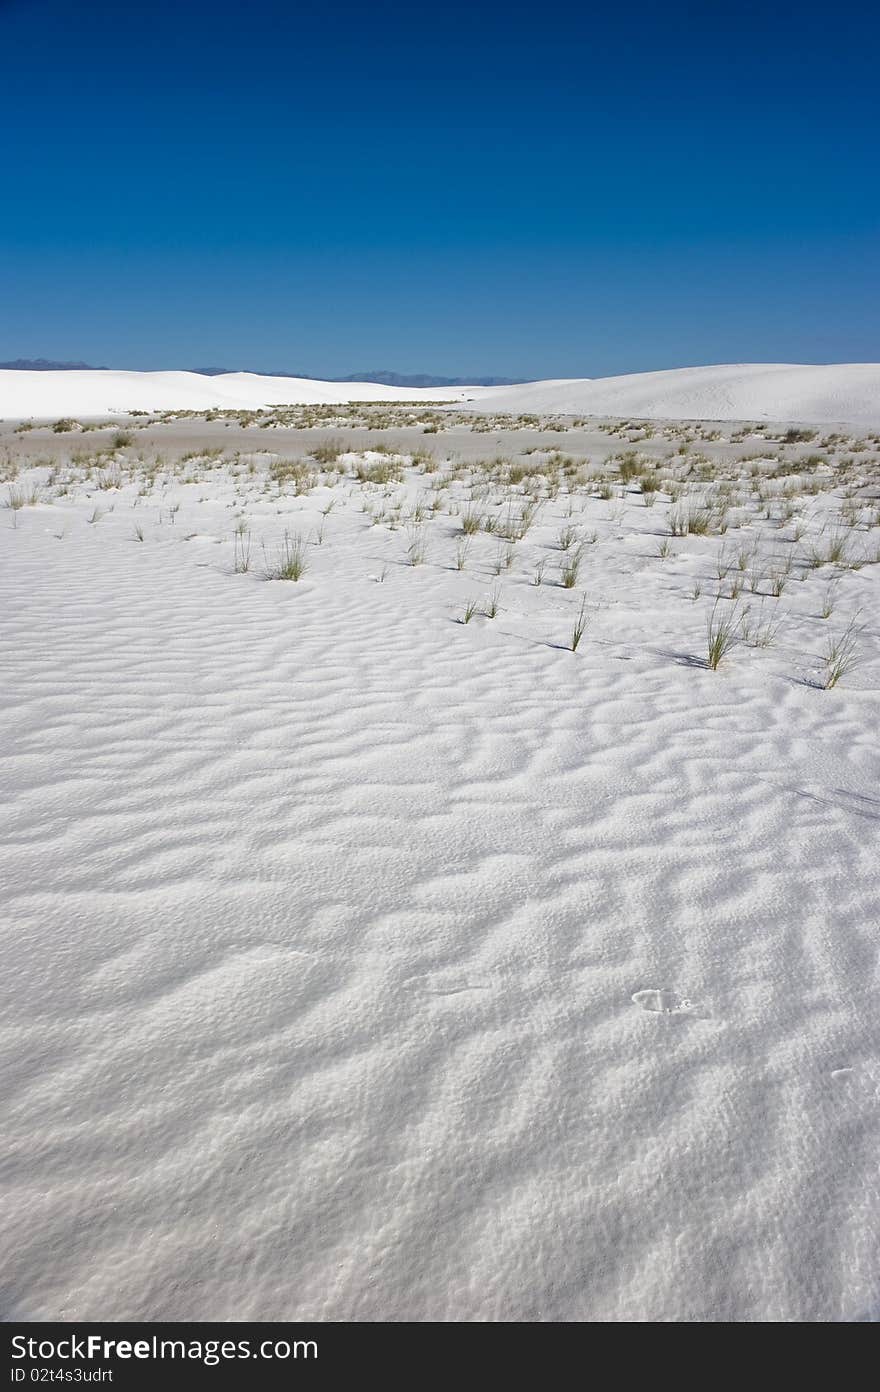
[0, 369, 484, 418]
[1, 428, 879, 1321]
[472, 364, 880, 426]
[3, 362, 880, 424]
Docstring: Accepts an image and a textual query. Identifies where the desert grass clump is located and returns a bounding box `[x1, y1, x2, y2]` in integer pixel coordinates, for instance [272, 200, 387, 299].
[747, 565, 766, 594]
[355, 458, 401, 485]
[824, 530, 850, 566]
[739, 602, 781, 649]
[737, 545, 755, 571]
[5, 484, 38, 510]
[233, 528, 252, 573]
[727, 574, 744, 600]
[706, 601, 740, 670]
[820, 579, 839, 619]
[312, 438, 346, 466]
[96, 465, 123, 491]
[407, 526, 428, 566]
[484, 585, 501, 619]
[492, 542, 515, 575]
[265, 532, 308, 581]
[270, 458, 315, 494]
[687, 507, 714, 536]
[461, 596, 479, 624]
[560, 546, 583, 588]
[615, 451, 641, 483]
[822, 618, 862, 688]
[570, 596, 589, 651]
[460, 505, 483, 536]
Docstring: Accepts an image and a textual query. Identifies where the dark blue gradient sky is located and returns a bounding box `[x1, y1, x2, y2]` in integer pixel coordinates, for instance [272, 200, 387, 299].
[3, 0, 878, 376]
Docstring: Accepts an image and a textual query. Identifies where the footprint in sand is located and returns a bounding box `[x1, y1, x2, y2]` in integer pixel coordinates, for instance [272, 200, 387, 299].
[829, 1066, 880, 1101]
[632, 987, 695, 1016]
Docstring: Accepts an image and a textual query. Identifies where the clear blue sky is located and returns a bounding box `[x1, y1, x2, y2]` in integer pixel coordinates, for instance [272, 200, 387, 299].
[3, 0, 878, 378]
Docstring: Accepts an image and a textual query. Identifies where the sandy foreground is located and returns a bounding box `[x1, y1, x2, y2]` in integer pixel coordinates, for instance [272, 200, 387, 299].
[1, 408, 879, 1321]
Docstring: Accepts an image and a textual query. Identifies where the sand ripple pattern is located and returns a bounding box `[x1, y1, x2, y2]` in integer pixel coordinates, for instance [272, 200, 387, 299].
[1, 501, 879, 1321]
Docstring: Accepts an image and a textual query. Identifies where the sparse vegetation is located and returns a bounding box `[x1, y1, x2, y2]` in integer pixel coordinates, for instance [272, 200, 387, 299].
[560, 547, 583, 588]
[706, 602, 740, 670]
[1, 407, 876, 707]
[570, 596, 589, 651]
[264, 532, 308, 581]
[822, 618, 862, 688]
[461, 596, 479, 624]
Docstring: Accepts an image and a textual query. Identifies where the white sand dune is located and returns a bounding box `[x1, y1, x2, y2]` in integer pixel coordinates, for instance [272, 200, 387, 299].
[1, 429, 879, 1320]
[473, 363, 880, 425]
[0, 369, 484, 418]
[2, 362, 880, 424]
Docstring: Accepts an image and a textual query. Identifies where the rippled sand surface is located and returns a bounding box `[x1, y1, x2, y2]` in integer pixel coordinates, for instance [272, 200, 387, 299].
[2, 421, 879, 1320]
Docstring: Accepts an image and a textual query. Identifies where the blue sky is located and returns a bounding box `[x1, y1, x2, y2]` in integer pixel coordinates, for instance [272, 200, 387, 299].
[3, 0, 878, 377]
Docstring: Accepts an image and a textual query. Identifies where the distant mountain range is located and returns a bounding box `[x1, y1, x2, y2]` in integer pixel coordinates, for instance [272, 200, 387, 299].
[0, 358, 105, 371]
[0, 359, 523, 388]
[193, 368, 524, 387]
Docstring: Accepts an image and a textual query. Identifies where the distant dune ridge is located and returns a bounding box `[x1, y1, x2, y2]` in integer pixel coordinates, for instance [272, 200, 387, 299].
[1, 362, 880, 423]
[0, 360, 521, 388]
[472, 363, 880, 425]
